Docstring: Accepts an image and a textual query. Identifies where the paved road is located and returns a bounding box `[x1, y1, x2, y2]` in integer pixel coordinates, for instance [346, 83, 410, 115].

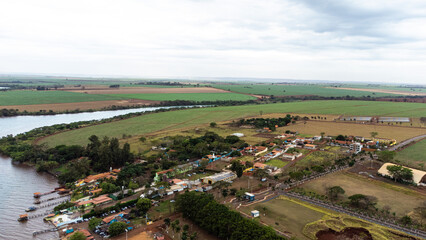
[389, 134, 426, 151]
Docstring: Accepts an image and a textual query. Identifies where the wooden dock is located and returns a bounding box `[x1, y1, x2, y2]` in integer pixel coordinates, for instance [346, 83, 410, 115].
[32, 227, 58, 236]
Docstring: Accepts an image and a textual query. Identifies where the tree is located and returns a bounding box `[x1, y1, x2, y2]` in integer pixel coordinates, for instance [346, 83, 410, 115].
[210, 122, 217, 128]
[326, 186, 345, 201]
[136, 198, 151, 214]
[222, 188, 229, 198]
[320, 132, 325, 139]
[108, 222, 127, 237]
[400, 215, 412, 226]
[377, 151, 396, 162]
[164, 217, 171, 229]
[190, 232, 198, 240]
[348, 194, 377, 210]
[199, 159, 209, 171]
[370, 132, 378, 138]
[139, 136, 146, 142]
[183, 224, 189, 232]
[88, 218, 102, 231]
[231, 160, 244, 178]
[336, 135, 346, 141]
[386, 164, 413, 182]
[230, 188, 237, 196]
[69, 232, 86, 240]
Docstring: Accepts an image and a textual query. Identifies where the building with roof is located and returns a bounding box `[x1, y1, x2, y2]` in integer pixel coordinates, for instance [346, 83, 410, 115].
[201, 171, 237, 184]
[304, 144, 317, 150]
[378, 163, 426, 185]
[378, 117, 410, 123]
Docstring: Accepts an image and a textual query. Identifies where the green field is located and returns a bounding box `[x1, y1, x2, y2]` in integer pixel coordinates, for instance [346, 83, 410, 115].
[395, 139, 426, 169]
[265, 159, 288, 168]
[295, 151, 336, 170]
[0, 90, 126, 106]
[212, 84, 401, 97]
[108, 92, 256, 101]
[39, 100, 426, 147]
[301, 171, 425, 216]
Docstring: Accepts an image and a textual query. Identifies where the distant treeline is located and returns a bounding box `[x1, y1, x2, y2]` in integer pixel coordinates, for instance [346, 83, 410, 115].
[176, 191, 286, 240]
[235, 115, 296, 131]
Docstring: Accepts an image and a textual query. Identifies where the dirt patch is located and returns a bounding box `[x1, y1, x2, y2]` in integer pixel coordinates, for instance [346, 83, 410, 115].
[326, 87, 426, 96]
[316, 227, 373, 240]
[64, 87, 229, 94]
[253, 133, 277, 138]
[5, 99, 159, 112]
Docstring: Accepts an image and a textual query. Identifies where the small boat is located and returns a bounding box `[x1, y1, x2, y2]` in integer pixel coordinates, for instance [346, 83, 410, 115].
[33, 192, 41, 198]
[18, 214, 28, 222]
[34, 200, 41, 204]
[26, 206, 36, 212]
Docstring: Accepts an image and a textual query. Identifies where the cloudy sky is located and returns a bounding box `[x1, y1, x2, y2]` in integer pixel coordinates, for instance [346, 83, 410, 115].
[0, 0, 425, 83]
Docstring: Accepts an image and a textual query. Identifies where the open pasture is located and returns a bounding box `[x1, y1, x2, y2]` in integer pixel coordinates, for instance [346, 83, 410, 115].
[39, 100, 426, 147]
[280, 120, 426, 142]
[300, 171, 426, 217]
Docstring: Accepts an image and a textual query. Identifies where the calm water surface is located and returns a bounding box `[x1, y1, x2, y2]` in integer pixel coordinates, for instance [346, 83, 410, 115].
[0, 105, 198, 239]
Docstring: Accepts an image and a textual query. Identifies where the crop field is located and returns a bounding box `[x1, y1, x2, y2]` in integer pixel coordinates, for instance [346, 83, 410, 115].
[66, 87, 228, 94]
[0, 90, 126, 106]
[212, 84, 401, 97]
[395, 139, 426, 168]
[280, 120, 426, 142]
[39, 100, 426, 147]
[300, 171, 426, 216]
[107, 92, 256, 101]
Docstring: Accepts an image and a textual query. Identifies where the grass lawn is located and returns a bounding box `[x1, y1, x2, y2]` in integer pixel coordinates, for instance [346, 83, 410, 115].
[0, 90, 126, 106]
[212, 84, 401, 97]
[107, 92, 256, 101]
[295, 151, 336, 170]
[300, 171, 426, 217]
[39, 100, 426, 147]
[265, 159, 288, 168]
[395, 139, 426, 169]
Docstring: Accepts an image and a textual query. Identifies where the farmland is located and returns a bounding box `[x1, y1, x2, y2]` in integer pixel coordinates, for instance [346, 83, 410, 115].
[280, 120, 426, 142]
[0, 90, 125, 106]
[300, 171, 426, 217]
[395, 139, 426, 168]
[107, 92, 256, 101]
[212, 84, 403, 97]
[39, 100, 426, 147]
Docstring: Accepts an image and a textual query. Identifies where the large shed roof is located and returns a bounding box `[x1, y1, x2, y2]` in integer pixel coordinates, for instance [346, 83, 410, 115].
[378, 163, 426, 184]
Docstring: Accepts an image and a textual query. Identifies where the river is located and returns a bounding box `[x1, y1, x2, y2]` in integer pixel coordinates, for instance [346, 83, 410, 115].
[0, 105, 195, 239]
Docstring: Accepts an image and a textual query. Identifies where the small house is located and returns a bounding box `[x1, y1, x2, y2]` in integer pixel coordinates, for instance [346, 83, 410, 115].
[251, 210, 260, 218]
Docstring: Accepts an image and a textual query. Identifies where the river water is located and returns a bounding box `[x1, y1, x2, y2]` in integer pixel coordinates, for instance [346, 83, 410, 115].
[0, 105, 195, 239]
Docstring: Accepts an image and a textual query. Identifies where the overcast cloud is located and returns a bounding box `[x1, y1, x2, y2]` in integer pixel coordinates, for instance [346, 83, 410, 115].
[0, 0, 425, 83]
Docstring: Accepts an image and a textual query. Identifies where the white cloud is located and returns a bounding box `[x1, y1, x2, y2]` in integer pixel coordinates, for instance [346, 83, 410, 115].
[0, 0, 425, 83]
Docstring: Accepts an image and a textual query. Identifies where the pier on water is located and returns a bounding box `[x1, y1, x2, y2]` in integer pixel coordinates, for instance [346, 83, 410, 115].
[35, 194, 71, 204]
[32, 228, 58, 236]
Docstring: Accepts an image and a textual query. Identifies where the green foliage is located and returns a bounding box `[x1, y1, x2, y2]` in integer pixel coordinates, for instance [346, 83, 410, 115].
[108, 222, 127, 237]
[378, 151, 396, 162]
[236, 116, 294, 130]
[100, 182, 120, 194]
[88, 218, 102, 231]
[231, 160, 244, 178]
[386, 164, 413, 182]
[53, 201, 75, 212]
[176, 191, 285, 240]
[348, 194, 377, 210]
[400, 215, 412, 226]
[139, 136, 147, 142]
[210, 122, 217, 127]
[69, 232, 86, 240]
[326, 186, 345, 201]
[136, 198, 151, 214]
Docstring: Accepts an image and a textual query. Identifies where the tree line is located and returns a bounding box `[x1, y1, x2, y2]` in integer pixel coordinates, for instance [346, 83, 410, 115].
[176, 191, 286, 240]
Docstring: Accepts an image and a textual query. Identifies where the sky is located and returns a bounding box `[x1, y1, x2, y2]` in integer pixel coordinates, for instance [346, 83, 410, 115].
[0, 0, 426, 84]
